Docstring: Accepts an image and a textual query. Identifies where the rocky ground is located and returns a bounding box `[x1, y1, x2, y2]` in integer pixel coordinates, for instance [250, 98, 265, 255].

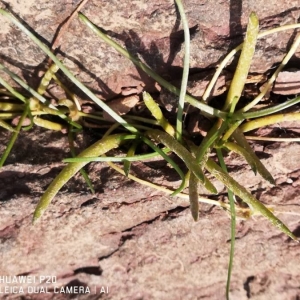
[0, 1, 300, 299]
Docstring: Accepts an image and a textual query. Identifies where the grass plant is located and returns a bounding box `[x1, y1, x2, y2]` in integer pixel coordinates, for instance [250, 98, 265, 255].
[0, 3, 300, 298]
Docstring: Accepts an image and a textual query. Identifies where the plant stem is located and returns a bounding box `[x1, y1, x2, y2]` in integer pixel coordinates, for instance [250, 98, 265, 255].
[174, 0, 190, 142]
[216, 149, 236, 300]
[240, 112, 300, 132]
[240, 96, 300, 119]
[205, 158, 297, 240]
[63, 148, 171, 163]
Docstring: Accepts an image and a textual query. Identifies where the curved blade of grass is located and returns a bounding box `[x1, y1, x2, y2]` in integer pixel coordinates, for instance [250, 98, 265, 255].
[63, 147, 171, 163]
[216, 148, 236, 300]
[235, 95, 300, 120]
[223, 141, 257, 174]
[33, 133, 138, 222]
[223, 12, 259, 111]
[58, 98, 80, 121]
[53, 74, 81, 111]
[240, 112, 300, 133]
[146, 129, 204, 182]
[0, 9, 137, 134]
[205, 158, 297, 241]
[143, 91, 175, 137]
[174, 0, 190, 142]
[64, 137, 185, 196]
[78, 12, 227, 120]
[233, 128, 275, 184]
[185, 140, 218, 195]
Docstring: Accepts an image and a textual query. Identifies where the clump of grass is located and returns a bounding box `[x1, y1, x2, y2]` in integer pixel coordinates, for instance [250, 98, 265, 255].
[0, 3, 300, 299]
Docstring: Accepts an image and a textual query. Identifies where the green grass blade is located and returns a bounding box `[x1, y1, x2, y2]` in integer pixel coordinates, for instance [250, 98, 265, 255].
[240, 112, 300, 133]
[147, 129, 204, 182]
[174, 0, 190, 142]
[123, 140, 139, 177]
[223, 12, 259, 111]
[223, 141, 257, 174]
[143, 92, 175, 136]
[233, 129, 275, 184]
[189, 172, 199, 221]
[226, 187, 236, 300]
[236, 96, 300, 120]
[216, 149, 236, 300]
[205, 158, 297, 241]
[185, 140, 218, 194]
[63, 147, 172, 163]
[33, 133, 137, 222]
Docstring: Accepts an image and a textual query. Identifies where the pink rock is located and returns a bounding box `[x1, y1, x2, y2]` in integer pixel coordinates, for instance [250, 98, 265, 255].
[273, 69, 300, 95]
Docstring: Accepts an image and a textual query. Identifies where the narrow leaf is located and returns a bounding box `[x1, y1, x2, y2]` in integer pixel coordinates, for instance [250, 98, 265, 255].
[233, 128, 275, 184]
[33, 134, 136, 222]
[205, 158, 297, 241]
[147, 129, 204, 182]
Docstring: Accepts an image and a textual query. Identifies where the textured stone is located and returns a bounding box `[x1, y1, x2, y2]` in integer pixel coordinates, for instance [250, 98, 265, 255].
[1, 1, 300, 300]
[273, 69, 300, 95]
[0, 125, 300, 300]
[1, 0, 300, 102]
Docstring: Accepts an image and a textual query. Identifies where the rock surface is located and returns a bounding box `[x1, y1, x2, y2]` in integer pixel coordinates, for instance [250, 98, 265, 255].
[0, 1, 300, 300]
[273, 69, 300, 95]
[1, 126, 300, 300]
[1, 0, 300, 101]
